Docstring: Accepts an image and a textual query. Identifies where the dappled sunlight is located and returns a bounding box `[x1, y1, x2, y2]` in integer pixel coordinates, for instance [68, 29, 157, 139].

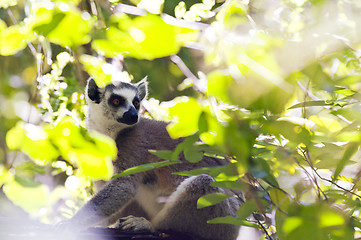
[1, 0, 361, 239]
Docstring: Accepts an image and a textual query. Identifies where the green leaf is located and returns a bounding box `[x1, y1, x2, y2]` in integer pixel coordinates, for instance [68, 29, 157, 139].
[149, 150, 175, 161]
[250, 158, 279, 187]
[207, 216, 259, 228]
[288, 100, 332, 109]
[236, 200, 257, 219]
[262, 120, 312, 146]
[0, 0, 18, 8]
[167, 97, 203, 138]
[276, 203, 354, 240]
[93, 14, 194, 60]
[303, 63, 334, 92]
[32, 5, 93, 47]
[14, 176, 41, 188]
[174, 164, 238, 180]
[197, 192, 234, 209]
[3, 181, 49, 214]
[112, 160, 180, 179]
[33, 12, 66, 36]
[71, 150, 114, 180]
[198, 111, 209, 133]
[210, 180, 246, 191]
[79, 54, 112, 87]
[311, 143, 344, 169]
[0, 24, 30, 56]
[207, 71, 233, 103]
[184, 147, 204, 163]
[173, 134, 199, 157]
[333, 142, 359, 181]
[47, 117, 117, 180]
[6, 122, 59, 162]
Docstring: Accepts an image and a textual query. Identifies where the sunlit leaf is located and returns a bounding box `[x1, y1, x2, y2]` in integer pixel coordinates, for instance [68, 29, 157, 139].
[47, 117, 117, 180]
[6, 122, 59, 162]
[262, 120, 312, 146]
[197, 192, 234, 209]
[79, 54, 112, 87]
[207, 70, 233, 103]
[93, 14, 196, 59]
[282, 217, 303, 234]
[3, 181, 49, 214]
[0, 24, 30, 56]
[276, 203, 354, 240]
[207, 216, 259, 228]
[216, 0, 248, 27]
[70, 150, 114, 180]
[288, 100, 332, 109]
[167, 96, 202, 138]
[0, 0, 17, 8]
[319, 210, 345, 228]
[112, 160, 180, 178]
[32, 5, 93, 47]
[303, 63, 334, 92]
[333, 142, 359, 181]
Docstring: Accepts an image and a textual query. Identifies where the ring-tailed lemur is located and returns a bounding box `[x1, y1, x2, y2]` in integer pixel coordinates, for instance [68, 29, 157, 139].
[68, 78, 241, 240]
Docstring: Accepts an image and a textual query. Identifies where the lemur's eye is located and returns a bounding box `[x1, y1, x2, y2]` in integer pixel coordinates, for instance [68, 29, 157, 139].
[109, 95, 125, 107]
[113, 99, 121, 106]
[133, 100, 140, 108]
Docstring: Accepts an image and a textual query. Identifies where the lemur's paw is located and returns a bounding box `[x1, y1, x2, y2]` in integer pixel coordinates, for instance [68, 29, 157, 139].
[116, 215, 154, 232]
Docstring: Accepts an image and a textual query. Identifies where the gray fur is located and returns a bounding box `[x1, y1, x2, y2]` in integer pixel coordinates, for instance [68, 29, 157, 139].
[70, 79, 242, 240]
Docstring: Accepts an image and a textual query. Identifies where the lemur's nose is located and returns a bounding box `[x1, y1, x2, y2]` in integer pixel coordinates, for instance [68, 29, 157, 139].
[122, 107, 138, 124]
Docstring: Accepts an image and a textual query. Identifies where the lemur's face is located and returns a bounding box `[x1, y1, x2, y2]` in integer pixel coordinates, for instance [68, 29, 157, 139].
[86, 78, 147, 126]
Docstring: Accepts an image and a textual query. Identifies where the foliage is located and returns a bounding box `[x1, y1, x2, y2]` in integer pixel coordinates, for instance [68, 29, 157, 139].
[2, 0, 361, 239]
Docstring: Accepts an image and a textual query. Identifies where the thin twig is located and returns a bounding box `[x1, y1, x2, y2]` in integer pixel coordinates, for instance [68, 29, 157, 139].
[298, 148, 326, 201]
[297, 80, 353, 124]
[297, 148, 361, 199]
[7, 9, 38, 58]
[169, 54, 205, 94]
[252, 213, 274, 240]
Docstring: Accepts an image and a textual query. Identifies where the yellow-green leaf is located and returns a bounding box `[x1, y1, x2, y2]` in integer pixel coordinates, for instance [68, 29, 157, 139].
[79, 54, 112, 87]
[93, 14, 194, 60]
[32, 5, 93, 47]
[197, 192, 233, 209]
[167, 97, 202, 138]
[6, 122, 59, 162]
[3, 181, 49, 214]
[0, 24, 29, 56]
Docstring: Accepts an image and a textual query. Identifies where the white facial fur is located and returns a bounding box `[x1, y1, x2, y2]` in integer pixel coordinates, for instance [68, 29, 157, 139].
[85, 78, 147, 139]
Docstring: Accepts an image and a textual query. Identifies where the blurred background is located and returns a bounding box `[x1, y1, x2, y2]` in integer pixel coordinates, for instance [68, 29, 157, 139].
[2, 0, 361, 239]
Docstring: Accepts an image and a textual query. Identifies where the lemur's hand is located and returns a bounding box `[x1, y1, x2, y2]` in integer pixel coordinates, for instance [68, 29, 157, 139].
[116, 215, 154, 232]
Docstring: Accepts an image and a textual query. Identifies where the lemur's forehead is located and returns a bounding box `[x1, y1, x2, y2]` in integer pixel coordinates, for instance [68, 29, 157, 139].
[104, 82, 137, 100]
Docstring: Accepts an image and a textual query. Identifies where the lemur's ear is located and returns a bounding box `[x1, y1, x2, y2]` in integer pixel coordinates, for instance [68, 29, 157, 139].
[136, 77, 148, 101]
[86, 78, 102, 104]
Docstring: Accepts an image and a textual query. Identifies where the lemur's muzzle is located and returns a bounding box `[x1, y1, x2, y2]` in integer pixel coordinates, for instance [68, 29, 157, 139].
[118, 107, 138, 125]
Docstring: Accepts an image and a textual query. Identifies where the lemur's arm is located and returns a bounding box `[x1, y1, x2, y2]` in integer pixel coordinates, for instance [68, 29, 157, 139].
[70, 176, 138, 229]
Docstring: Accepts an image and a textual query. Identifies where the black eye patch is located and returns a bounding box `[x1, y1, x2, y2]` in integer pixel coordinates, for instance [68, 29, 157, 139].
[133, 97, 140, 109]
[108, 94, 126, 108]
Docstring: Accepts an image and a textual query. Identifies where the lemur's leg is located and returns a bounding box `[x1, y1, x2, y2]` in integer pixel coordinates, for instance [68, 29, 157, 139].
[99, 200, 149, 227]
[117, 174, 241, 239]
[69, 176, 138, 229]
[152, 174, 241, 240]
